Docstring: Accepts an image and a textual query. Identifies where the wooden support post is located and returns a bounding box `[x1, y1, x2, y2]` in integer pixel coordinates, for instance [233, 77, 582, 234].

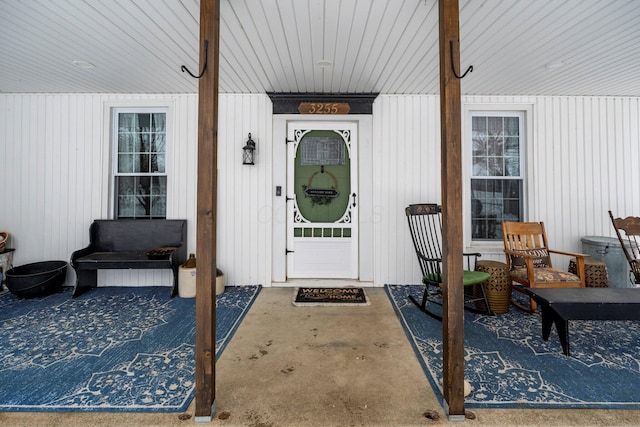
[438, 0, 466, 420]
[195, 0, 219, 421]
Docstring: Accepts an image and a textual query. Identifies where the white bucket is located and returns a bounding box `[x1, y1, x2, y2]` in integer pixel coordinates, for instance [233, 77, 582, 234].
[178, 266, 196, 298]
[179, 267, 225, 297]
[216, 273, 225, 295]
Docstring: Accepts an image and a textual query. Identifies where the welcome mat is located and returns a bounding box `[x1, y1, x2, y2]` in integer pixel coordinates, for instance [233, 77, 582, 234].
[0, 285, 261, 412]
[293, 287, 369, 306]
[385, 284, 640, 409]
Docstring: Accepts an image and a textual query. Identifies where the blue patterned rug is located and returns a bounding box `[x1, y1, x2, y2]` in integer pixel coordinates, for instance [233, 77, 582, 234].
[386, 284, 640, 409]
[0, 285, 260, 412]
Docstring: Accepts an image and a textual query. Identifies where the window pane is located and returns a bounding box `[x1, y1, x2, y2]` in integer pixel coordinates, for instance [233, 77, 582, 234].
[152, 113, 166, 132]
[118, 154, 133, 173]
[487, 136, 503, 157]
[487, 157, 504, 176]
[505, 137, 519, 156]
[118, 133, 135, 153]
[135, 133, 149, 152]
[488, 117, 503, 135]
[505, 117, 519, 136]
[117, 195, 135, 218]
[152, 133, 166, 154]
[473, 156, 488, 176]
[505, 156, 520, 176]
[504, 199, 521, 221]
[137, 113, 151, 132]
[116, 176, 135, 195]
[471, 178, 522, 240]
[134, 196, 150, 217]
[151, 153, 165, 173]
[472, 116, 486, 134]
[151, 195, 167, 217]
[132, 153, 146, 173]
[300, 135, 346, 166]
[119, 113, 137, 132]
[472, 136, 487, 157]
[505, 180, 521, 198]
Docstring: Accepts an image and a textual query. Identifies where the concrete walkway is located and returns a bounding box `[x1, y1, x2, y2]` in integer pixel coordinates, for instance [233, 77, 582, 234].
[1, 287, 639, 426]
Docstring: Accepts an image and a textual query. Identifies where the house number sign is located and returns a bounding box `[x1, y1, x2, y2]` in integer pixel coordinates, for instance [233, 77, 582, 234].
[298, 102, 351, 115]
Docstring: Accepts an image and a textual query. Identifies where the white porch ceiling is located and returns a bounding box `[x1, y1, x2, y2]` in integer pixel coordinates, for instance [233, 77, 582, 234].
[1, 0, 639, 96]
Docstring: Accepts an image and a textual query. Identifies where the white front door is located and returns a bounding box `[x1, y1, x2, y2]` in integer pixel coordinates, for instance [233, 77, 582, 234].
[286, 121, 358, 279]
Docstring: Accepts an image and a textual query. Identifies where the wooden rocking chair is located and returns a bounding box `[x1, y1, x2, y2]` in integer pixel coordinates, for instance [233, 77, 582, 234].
[609, 210, 640, 286]
[405, 204, 493, 320]
[502, 221, 587, 312]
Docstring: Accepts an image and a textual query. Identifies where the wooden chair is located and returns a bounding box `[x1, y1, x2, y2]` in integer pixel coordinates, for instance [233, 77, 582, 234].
[609, 210, 640, 285]
[405, 204, 493, 320]
[501, 221, 587, 312]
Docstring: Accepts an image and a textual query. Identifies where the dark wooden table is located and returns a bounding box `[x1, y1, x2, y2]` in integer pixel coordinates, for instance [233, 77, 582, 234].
[525, 287, 640, 356]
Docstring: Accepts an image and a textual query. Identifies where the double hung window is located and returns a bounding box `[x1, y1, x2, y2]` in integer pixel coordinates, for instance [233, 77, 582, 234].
[112, 109, 167, 219]
[470, 111, 524, 241]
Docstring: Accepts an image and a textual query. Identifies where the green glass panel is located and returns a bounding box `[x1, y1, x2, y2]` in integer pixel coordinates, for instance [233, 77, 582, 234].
[323, 228, 332, 237]
[313, 228, 322, 237]
[333, 228, 342, 237]
[294, 130, 350, 223]
[304, 228, 312, 237]
[294, 228, 302, 237]
[343, 228, 351, 238]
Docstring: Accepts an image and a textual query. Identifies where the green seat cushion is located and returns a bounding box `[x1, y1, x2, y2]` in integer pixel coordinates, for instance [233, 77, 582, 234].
[463, 270, 491, 285]
[423, 270, 490, 286]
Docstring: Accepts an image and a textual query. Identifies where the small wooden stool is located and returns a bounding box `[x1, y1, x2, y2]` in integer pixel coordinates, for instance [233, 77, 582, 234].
[568, 258, 609, 288]
[475, 260, 511, 314]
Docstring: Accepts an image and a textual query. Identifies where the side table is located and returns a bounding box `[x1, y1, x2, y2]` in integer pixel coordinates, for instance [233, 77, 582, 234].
[476, 260, 511, 314]
[568, 257, 609, 288]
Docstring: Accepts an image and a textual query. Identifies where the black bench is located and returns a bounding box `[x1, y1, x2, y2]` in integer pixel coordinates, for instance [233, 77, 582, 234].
[70, 219, 187, 297]
[525, 287, 640, 356]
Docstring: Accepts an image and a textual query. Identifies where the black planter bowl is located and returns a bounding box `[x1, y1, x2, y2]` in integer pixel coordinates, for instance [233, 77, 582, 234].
[6, 261, 67, 298]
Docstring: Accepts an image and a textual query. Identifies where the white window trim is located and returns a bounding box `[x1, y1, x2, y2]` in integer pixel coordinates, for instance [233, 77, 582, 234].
[103, 101, 174, 219]
[463, 103, 534, 251]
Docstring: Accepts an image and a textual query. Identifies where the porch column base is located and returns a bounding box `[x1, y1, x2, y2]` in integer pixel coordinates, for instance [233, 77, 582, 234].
[443, 401, 465, 422]
[194, 401, 216, 423]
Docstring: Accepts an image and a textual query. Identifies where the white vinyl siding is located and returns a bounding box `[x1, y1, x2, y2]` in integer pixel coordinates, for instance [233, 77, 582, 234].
[1, 93, 639, 289]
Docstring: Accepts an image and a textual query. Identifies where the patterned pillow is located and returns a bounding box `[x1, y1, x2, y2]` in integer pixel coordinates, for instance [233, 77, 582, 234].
[510, 248, 551, 269]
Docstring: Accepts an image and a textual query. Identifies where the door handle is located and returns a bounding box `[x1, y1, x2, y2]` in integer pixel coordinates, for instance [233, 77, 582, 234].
[352, 193, 357, 208]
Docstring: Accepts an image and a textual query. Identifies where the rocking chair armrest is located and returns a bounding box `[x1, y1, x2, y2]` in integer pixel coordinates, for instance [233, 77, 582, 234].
[417, 252, 480, 262]
[549, 250, 588, 283]
[416, 252, 441, 263]
[547, 249, 590, 259]
[463, 252, 482, 270]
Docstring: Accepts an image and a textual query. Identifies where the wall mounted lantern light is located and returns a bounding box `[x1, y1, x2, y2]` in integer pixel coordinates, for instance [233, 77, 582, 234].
[242, 133, 256, 165]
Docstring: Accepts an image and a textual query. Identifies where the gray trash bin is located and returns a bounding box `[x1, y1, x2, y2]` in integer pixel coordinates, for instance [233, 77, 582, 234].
[581, 236, 634, 288]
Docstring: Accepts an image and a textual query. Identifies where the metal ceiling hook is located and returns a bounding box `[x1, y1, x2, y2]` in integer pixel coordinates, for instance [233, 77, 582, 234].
[181, 40, 208, 79]
[450, 40, 473, 79]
